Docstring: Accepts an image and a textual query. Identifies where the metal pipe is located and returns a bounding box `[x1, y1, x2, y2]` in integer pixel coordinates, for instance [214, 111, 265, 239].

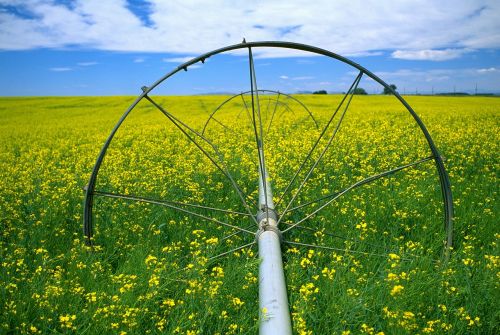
[258, 229, 292, 334]
[257, 163, 292, 335]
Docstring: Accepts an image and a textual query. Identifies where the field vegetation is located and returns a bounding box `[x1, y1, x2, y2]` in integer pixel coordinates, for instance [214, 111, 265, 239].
[0, 94, 498, 334]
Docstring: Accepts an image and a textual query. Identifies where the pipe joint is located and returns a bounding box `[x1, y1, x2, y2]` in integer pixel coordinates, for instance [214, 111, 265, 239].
[256, 219, 283, 243]
[256, 207, 278, 223]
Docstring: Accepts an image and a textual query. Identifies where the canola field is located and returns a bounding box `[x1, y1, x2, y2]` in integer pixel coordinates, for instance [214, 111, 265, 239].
[0, 94, 498, 334]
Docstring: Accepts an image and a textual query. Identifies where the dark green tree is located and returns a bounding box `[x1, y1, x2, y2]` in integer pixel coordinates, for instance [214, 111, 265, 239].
[353, 87, 367, 95]
[383, 84, 397, 94]
[313, 90, 327, 94]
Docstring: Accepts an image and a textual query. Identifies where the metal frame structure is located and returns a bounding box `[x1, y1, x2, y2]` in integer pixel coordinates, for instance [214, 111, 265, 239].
[83, 41, 454, 335]
[201, 89, 318, 135]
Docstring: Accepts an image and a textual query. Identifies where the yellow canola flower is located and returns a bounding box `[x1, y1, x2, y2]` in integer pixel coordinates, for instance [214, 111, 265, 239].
[59, 314, 76, 329]
[388, 253, 400, 261]
[299, 282, 319, 301]
[386, 273, 398, 281]
[211, 266, 224, 278]
[205, 237, 218, 245]
[300, 257, 312, 268]
[390, 285, 404, 296]
[232, 297, 244, 308]
[144, 255, 157, 266]
[148, 274, 160, 287]
[484, 254, 499, 269]
[321, 267, 335, 280]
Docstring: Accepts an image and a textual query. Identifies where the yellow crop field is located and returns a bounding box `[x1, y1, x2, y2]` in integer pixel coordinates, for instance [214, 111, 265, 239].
[0, 94, 498, 334]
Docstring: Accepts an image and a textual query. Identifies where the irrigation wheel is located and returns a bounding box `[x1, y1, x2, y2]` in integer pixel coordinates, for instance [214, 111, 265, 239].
[83, 41, 453, 334]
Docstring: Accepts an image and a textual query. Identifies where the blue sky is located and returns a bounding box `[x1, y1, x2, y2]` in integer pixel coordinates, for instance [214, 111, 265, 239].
[1, 0, 499, 96]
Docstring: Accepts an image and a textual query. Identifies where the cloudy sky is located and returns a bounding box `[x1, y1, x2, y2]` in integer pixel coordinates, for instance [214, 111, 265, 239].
[1, 0, 499, 95]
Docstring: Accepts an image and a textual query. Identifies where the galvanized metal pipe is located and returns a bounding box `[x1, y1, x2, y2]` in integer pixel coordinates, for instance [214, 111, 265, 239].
[257, 163, 292, 335]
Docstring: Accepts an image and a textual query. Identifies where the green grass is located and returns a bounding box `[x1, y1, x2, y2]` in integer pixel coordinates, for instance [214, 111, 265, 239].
[0, 95, 498, 334]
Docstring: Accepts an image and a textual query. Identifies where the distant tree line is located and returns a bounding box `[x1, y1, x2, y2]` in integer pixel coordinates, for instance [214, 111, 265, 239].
[353, 88, 367, 95]
[309, 84, 499, 96]
[311, 84, 398, 95]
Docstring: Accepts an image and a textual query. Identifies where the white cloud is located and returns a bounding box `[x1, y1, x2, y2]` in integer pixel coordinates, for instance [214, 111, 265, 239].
[133, 57, 145, 63]
[292, 76, 314, 80]
[77, 61, 97, 66]
[374, 69, 457, 80]
[369, 67, 500, 93]
[50, 67, 72, 71]
[162, 56, 195, 63]
[344, 51, 383, 57]
[296, 59, 315, 64]
[391, 49, 471, 61]
[477, 67, 498, 73]
[0, 0, 499, 59]
[279, 75, 314, 80]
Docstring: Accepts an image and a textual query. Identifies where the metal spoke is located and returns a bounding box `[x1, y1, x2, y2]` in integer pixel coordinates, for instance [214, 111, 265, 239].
[236, 104, 248, 121]
[285, 192, 343, 214]
[283, 240, 412, 261]
[221, 223, 256, 241]
[238, 96, 262, 182]
[208, 241, 256, 261]
[266, 93, 282, 133]
[276, 71, 364, 208]
[248, 46, 270, 223]
[202, 93, 249, 136]
[286, 156, 434, 214]
[284, 224, 424, 260]
[160, 241, 256, 284]
[210, 116, 240, 135]
[93, 189, 252, 217]
[240, 93, 254, 127]
[264, 93, 273, 126]
[202, 90, 318, 138]
[93, 189, 255, 235]
[282, 222, 385, 249]
[282, 156, 434, 233]
[146, 96, 217, 149]
[144, 95, 259, 225]
[278, 71, 363, 225]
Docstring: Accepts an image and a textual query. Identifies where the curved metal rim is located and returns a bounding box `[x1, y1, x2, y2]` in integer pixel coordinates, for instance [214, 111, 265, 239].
[83, 40, 453, 253]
